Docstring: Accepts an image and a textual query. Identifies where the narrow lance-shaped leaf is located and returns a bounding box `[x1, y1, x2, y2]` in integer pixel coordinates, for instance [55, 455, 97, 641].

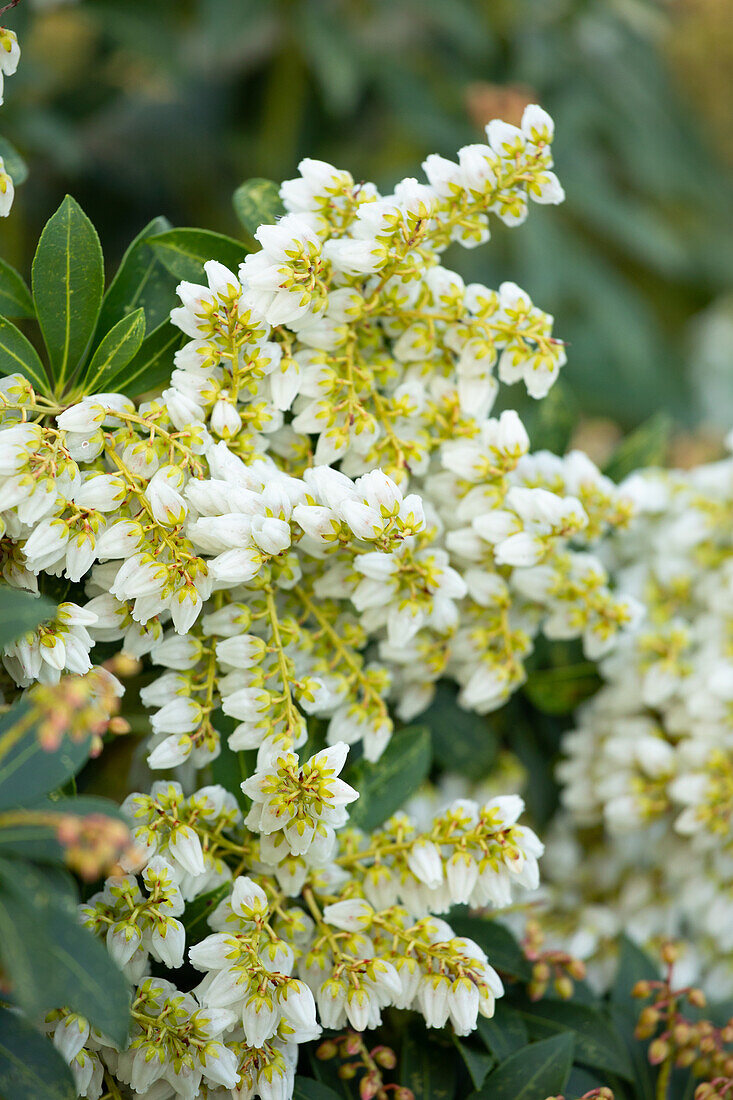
[110, 318, 183, 397]
[0, 257, 34, 318]
[233, 178, 284, 242]
[453, 1038, 493, 1091]
[32, 195, 104, 392]
[81, 307, 146, 393]
[611, 935, 659, 1004]
[0, 134, 28, 185]
[450, 913, 531, 981]
[294, 1081, 350, 1100]
[469, 1033, 575, 1100]
[517, 999, 634, 1079]
[401, 1026, 456, 1100]
[96, 214, 176, 337]
[603, 411, 671, 483]
[524, 662, 601, 716]
[149, 228, 249, 282]
[0, 696, 95, 812]
[0, 1006, 76, 1100]
[0, 794, 127, 861]
[0, 857, 130, 1045]
[476, 1004, 529, 1060]
[421, 681, 496, 776]
[346, 725, 432, 831]
[0, 584, 56, 648]
[0, 315, 51, 392]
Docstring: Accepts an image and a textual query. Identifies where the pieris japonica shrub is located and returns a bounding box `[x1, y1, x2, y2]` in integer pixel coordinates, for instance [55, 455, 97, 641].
[2, 19, 731, 1099]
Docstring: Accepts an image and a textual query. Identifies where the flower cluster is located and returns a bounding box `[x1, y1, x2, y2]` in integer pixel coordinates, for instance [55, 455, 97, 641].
[54, 785, 538, 1099]
[0, 104, 636, 772]
[0, 106, 645, 1099]
[543, 434, 733, 995]
[0, 22, 19, 216]
[630, 941, 733, 1099]
[315, 1032, 409, 1100]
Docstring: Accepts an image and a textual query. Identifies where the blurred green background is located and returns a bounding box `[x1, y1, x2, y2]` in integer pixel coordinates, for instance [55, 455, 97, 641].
[2, 0, 733, 445]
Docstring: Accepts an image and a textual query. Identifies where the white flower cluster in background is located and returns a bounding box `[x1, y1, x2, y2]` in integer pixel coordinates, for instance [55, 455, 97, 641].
[544, 433, 733, 995]
[0, 24, 20, 216]
[0, 107, 642, 1099]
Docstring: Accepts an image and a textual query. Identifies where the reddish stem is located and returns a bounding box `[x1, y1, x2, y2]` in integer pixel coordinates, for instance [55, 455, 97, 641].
[0, 0, 21, 20]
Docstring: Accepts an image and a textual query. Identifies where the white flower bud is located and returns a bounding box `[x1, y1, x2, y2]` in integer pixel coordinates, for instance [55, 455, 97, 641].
[323, 898, 373, 932]
[407, 839, 444, 889]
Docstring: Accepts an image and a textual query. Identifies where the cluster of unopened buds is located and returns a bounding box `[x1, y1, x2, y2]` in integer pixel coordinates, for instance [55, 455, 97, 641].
[23, 665, 126, 752]
[0, 19, 19, 216]
[316, 1032, 413, 1100]
[545, 1090, 614, 1100]
[697, 1081, 733, 1100]
[56, 812, 132, 881]
[522, 917, 587, 1001]
[633, 943, 733, 1094]
[629, 941, 726, 1078]
[0, 104, 649, 1100]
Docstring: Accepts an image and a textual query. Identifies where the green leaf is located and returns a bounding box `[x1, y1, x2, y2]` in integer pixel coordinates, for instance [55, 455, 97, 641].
[476, 1004, 529, 1060]
[0, 859, 78, 914]
[149, 228, 249, 282]
[0, 698, 94, 812]
[401, 1026, 456, 1100]
[233, 178, 284, 241]
[528, 379, 578, 455]
[611, 935, 659, 1005]
[182, 881, 232, 945]
[293, 1080, 345, 1100]
[0, 1005, 76, 1100]
[518, 1001, 634, 1080]
[0, 315, 51, 392]
[32, 196, 104, 391]
[469, 1033, 575, 1100]
[703, 1000, 733, 1029]
[96, 215, 176, 336]
[0, 585, 56, 647]
[609, 1003, 655, 1100]
[81, 307, 146, 392]
[0, 257, 34, 319]
[111, 319, 182, 396]
[603, 412, 671, 483]
[36, 793, 128, 823]
[524, 663, 601, 716]
[0, 856, 130, 1044]
[0, 799, 127, 873]
[453, 1038, 493, 1090]
[309, 1049, 359, 1100]
[565, 1066, 612, 1100]
[0, 134, 28, 185]
[449, 914, 531, 980]
[346, 726, 431, 831]
[420, 681, 496, 777]
[0, 808, 65, 861]
[502, 699, 560, 827]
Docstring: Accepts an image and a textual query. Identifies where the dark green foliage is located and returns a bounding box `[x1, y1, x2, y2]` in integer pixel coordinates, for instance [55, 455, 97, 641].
[0, 590, 130, 1049]
[420, 682, 497, 777]
[346, 726, 432, 830]
[0, 1006, 76, 1100]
